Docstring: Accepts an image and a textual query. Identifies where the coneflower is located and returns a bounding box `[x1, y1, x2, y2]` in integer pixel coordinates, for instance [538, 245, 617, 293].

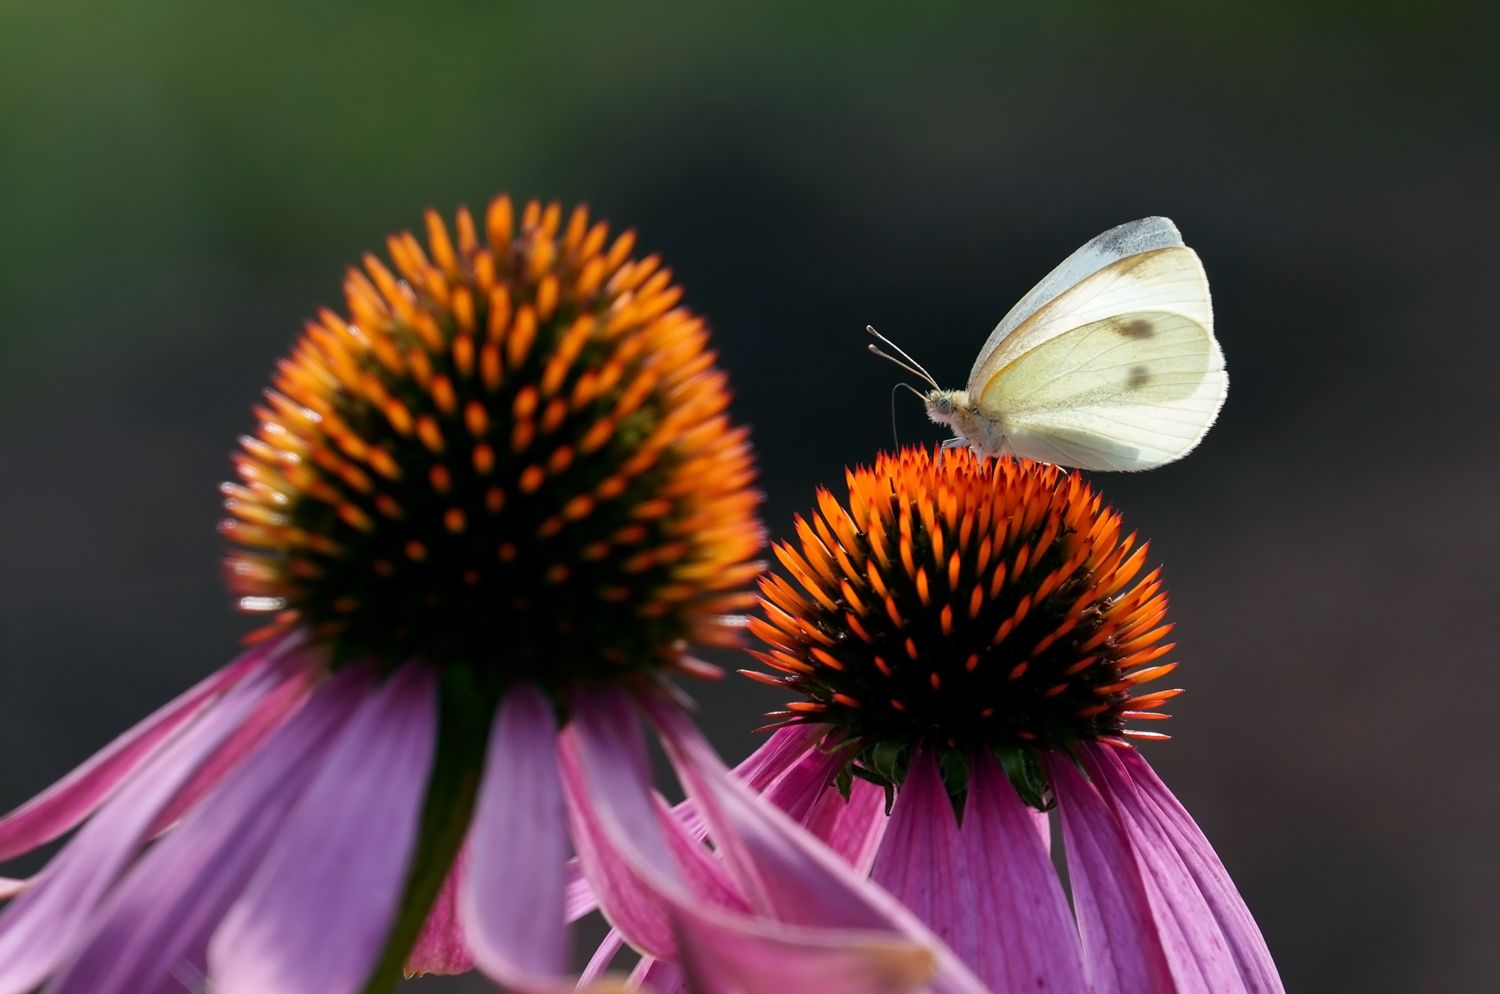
[730, 446, 1285, 994]
[0, 198, 935, 994]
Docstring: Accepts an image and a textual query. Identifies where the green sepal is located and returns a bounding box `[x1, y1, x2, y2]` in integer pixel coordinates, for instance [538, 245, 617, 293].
[993, 743, 1054, 812]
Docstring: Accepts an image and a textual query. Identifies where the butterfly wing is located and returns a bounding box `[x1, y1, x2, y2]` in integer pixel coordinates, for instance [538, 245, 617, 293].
[972, 243, 1224, 471]
[965, 216, 1187, 387]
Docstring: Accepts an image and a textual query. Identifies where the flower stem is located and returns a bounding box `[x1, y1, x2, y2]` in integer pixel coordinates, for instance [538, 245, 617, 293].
[360, 666, 492, 994]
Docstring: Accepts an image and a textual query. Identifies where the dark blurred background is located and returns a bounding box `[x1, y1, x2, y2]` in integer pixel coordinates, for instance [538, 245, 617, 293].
[1, 2, 1494, 991]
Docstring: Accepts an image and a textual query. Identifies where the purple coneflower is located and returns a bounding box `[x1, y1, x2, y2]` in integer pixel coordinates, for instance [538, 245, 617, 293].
[0, 198, 940, 994]
[729, 446, 1286, 994]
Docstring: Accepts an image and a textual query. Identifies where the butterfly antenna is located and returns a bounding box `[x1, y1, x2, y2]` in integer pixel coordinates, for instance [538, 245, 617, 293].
[888, 383, 903, 449]
[866, 324, 940, 390]
[888, 382, 927, 450]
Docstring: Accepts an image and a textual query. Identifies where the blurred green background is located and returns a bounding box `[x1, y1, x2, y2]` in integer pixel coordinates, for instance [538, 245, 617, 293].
[1, 2, 1494, 990]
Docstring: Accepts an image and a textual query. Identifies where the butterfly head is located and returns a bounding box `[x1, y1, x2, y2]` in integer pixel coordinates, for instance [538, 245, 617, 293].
[923, 389, 970, 428]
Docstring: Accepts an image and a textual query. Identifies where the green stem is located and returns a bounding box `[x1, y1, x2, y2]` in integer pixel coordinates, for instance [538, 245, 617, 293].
[360, 667, 493, 994]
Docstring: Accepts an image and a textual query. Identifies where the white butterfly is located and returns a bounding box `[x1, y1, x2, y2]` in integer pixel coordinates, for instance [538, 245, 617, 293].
[869, 216, 1226, 472]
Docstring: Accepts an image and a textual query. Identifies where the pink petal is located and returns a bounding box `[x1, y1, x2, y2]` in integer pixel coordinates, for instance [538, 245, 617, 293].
[646, 697, 991, 994]
[1048, 754, 1170, 993]
[610, 876, 935, 994]
[460, 684, 569, 993]
[760, 741, 845, 823]
[1050, 751, 1239, 994]
[962, 752, 1089, 993]
[737, 725, 828, 794]
[0, 661, 282, 994]
[559, 689, 684, 959]
[673, 912, 936, 994]
[46, 666, 373, 994]
[736, 731, 891, 872]
[0, 636, 293, 862]
[148, 659, 318, 834]
[1086, 744, 1282, 993]
[580, 927, 627, 985]
[560, 724, 824, 925]
[581, 747, 833, 989]
[1068, 746, 1243, 994]
[405, 847, 474, 976]
[804, 777, 888, 873]
[209, 663, 437, 994]
[568, 689, 943, 994]
[0, 879, 22, 901]
[628, 956, 682, 993]
[581, 792, 751, 994]
[564, 864, 596, 922]
[870, 754, 977, 974]
[655, 793, 750, 913]
[1031, 805, 1053, 851]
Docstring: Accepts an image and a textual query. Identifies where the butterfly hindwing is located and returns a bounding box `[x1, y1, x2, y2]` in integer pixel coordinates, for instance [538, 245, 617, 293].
[979, 310, 1226, 471]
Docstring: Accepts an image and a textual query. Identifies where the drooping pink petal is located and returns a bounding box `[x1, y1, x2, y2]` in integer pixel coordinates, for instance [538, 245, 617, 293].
[0, 660, 283, 994]
[148, 659, 318, 835]
[560, 724, 825, 925]
[563, 864, 598, 923]
[559, 689, 684, 959]
[405, 847, 474, 976]
[580, 927, 628, 985]
[727, 731, 891, 873]
[737, 725, 829, 794]
[1050, 751, 1242, 994]
[582, 763, 827, 990]
[615, 911, 930, 994]
[0, 636, 293, 862]
[1086, 744, 1283, 993]
[645, 697, 991, 994]
[460, 684, 570, 993]
[209, 663, 437, 994]
[961, 752, 1089, 993]
[804, 776, 888, 873]
[1031, 804, 1053, 851]
[628, 955, 682, 993]
[659, 798, 750, 915]
[0, 880, 22, 901]
[46, 665, 374, 994]
[760, 741, 846, 823]
[870, 753, 975, 967]
[1067, 746, 1244, 994]
[568, 689, 942, 994]
[672, 912, 936, 994]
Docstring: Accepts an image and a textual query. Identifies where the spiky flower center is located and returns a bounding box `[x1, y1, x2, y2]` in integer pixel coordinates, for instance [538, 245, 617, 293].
[748, 448, 1179, 794]
[222, 197, 761, 692]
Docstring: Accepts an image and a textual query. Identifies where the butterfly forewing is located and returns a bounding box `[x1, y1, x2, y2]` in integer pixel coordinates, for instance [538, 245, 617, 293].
[965, 216, 1188, 387]
[966, 246, 1212, 396]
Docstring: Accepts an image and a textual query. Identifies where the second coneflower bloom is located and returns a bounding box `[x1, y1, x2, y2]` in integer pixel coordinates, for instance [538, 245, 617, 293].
[739, 446, 1285, 994]
[0, 198, 936, 994]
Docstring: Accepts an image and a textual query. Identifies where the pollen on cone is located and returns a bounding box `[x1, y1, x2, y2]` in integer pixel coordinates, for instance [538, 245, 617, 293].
[748, 447, 1180, 755]
[222, 196, 762, 688]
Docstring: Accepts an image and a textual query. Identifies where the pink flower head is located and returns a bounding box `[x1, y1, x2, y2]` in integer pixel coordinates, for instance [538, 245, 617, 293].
[727, 446, 1286, 994]
[0, 198, 937, 994]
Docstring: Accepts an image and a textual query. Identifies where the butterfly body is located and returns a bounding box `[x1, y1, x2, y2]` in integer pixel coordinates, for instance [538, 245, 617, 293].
[870, 217, 1227, 472]
[924, 389, 1012, 458]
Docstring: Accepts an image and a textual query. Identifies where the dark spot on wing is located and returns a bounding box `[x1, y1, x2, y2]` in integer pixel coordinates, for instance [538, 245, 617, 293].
[1117, 318, 1155, 339]
[1127, 365, 1150, 388]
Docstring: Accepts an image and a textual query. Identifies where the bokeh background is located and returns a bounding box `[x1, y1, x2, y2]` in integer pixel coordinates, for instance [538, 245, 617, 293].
[1, 3, 1494, 991]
